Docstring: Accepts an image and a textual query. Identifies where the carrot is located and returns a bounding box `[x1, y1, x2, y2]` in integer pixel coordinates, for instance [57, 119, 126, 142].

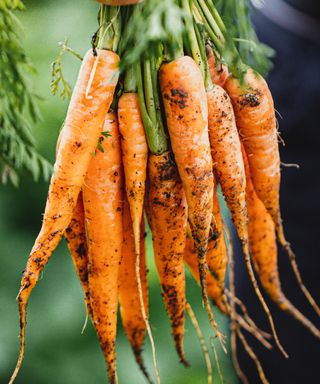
[82, 112, 123, 383]
[225, 70, 320, 316]
[118, 92, 148, 247]
[243, 150, 320, 339]
[206, 45, 228, 88]
[55, 133, 91, 318]
[117, 88, 159, 380]
[148, 151, 189, 366]
[206, 79, 290, 356]
[118, 197, 150, 380]
[64, 193, 91, 317]
[225, 70, 280, 231]
[159, 55, 225, 349]
[9, 48, 119, 384]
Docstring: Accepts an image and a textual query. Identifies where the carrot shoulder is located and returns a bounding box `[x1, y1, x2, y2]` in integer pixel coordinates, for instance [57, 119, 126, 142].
[83, 112, 123, 384]
[10, 48, 119, 384]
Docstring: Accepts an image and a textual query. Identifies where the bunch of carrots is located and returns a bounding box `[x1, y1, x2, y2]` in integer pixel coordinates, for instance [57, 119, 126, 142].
[9, 1, 319, 383]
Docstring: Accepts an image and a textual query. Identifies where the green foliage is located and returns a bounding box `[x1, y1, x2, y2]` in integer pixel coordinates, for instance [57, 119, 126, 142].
[0, 1, 52, 186]
[216, 0, 275, 76]
[50, 39, 83, 100]
[119, 0, 186, 69]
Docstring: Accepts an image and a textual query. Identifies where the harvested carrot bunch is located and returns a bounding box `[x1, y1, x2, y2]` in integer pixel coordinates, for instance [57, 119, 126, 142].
[9, 1, 319, 383]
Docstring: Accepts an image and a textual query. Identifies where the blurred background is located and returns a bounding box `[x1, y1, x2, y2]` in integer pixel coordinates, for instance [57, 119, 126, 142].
[0, 0, 319, 383]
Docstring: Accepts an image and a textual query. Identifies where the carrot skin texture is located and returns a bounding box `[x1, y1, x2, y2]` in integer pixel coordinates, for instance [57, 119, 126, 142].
[148, 152, 189, 366]
[64, 192, 91, 316]
[244, 153, 320, 339]
[160, 56, 213, 286]
[56, 135, 91, 316]
[9, 49, 119, 384]
[184, 181, 228, 314]
[224, 69, 281, 234]
[207, 85, 288, 356]
[83, 112, 123, 383]
[207, 86, 247, 245]
[118, 198, 150, 378]
[118, 92, 148, 255]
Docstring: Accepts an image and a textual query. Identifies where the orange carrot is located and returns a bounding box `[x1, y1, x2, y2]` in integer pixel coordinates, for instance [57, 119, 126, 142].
[82, 112, 123, 383]
[118, 197, 150, 380]
[159, 56, 224, 348]
[148, 151, 189, 365]
[64, 193, 91, 317]
[207, 83, 287, 357]
[243, 150, 320, 339]
[9, 48, 119, 384]
[55, 133, 91, 318]
[117, 91, 158, 379]
[225, 70, 320, 316]
[118, 92, 148, 251]
[206, 46, 228, 88]
[225, 70, 280, 232]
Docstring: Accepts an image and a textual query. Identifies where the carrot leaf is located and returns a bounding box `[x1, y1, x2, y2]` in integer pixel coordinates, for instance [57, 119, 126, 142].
[0, 1, 52, 186]
[50, 39, 82, 100]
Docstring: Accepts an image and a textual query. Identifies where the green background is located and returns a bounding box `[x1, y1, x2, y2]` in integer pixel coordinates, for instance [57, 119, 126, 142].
[0, 1, 238, 383]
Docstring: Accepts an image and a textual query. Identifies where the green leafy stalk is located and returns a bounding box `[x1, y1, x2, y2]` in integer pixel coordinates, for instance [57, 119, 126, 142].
[219, 0, 275, 76]
[50, 39, 83, 100]
[119, 0, 187, 70]
[136, 54, 168, 155]
[193, 0, 246, 78]
[97, 5, 121, 52]
[0, 1, 52, 186]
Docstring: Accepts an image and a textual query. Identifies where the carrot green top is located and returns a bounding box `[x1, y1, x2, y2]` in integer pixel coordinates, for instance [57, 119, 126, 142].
[97, 5, 121, 51]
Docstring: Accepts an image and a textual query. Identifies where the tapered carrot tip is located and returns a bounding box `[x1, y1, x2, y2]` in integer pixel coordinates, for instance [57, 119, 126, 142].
[173, 333, 191, 367]
[132, 346, 153, 383]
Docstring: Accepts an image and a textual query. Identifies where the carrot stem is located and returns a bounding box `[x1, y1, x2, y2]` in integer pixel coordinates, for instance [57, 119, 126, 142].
[124, 65, 137, 93]
[136, 58, 168, 155]
[194, 0, 246, 76]
[97, 5, 121, 51]
[181, 0, 204, 75]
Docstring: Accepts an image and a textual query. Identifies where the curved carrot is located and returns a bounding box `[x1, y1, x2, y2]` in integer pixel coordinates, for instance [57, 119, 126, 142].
[159, 56, 224, 348]
[225, 69, 320, 316]
[83, 112, 123, 383]
[225, 70, 280, 230]
[206, 46, 228, 88]
[243, 151, 320, 339]
[148, 151, 189, 366]
[64, 193, 91, 317]
[118, 197, 150, 380]
[207, 83, 287, 357]
[9, 48, 119, 384]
